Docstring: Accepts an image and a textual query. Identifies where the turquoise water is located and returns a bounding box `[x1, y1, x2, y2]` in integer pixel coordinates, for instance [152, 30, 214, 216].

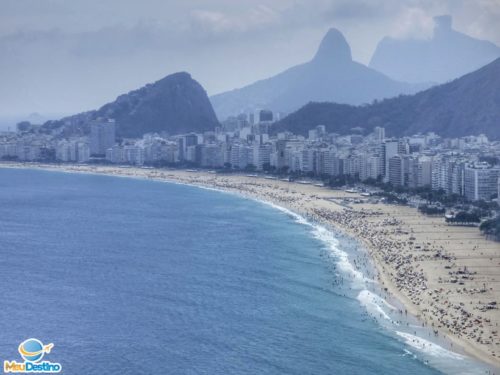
[0, 168, 488, 374]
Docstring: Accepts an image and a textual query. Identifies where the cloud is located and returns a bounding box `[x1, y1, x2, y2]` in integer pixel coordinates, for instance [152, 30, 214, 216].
[460, 0, 500, 44]
[190, 5, 280, 35]
[326, 0, 395, 19]
[0, 0, 499, 117]
[390, 7, 435, 39]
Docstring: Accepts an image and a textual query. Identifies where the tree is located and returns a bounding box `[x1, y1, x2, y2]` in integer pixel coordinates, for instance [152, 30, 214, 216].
[418, 205, 445, 216]
[245, 164, 256, 172]
[375, 192, 407, 205]
[262, 163, 272, 172]
[480, 217, 500, 240]
[446, 211, 481, 225]
[278, 166, 289, 175]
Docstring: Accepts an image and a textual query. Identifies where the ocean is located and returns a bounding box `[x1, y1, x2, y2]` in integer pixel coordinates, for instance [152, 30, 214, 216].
[0, 168, 489, 374]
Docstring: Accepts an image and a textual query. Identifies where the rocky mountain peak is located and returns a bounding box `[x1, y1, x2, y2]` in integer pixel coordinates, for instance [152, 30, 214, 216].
[312, 28, 352, 64]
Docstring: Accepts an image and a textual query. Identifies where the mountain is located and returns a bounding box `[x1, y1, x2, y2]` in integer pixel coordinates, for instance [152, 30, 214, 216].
[43, 72, 219, 138]
[210, 28, 427, 120]
[370, 15, 500, 84]
[274, 57, 500, 140]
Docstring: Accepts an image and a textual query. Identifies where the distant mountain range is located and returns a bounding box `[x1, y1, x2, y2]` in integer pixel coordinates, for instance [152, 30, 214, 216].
[43, 72, 219, 138]
[210, 28, 427, 120]
[274, 57, 500, 140]
[40, 23, 500, 140]
[370, 15, 500, 84]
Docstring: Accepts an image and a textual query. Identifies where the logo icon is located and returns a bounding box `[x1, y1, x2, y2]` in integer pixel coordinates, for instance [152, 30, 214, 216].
[18, 339, 53, 363]
[3, 339, 61, 373]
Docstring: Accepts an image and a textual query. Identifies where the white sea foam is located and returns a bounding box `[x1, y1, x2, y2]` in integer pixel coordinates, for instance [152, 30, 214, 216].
[259, 200, 372, 290]
[160, 180, 377, 293]
[261, 200, 309, 225]
[311, 224, 369, 289]
[32, 170, 486, 373]
[162, 181, 487, 374]
[396, 331, 465, 360]
[109, 176, 487, 373]
[113, 178, 479, 370]
[257, 198, 483, 372]
[357, 289, 398, 323]
[403, 349, 417, 359]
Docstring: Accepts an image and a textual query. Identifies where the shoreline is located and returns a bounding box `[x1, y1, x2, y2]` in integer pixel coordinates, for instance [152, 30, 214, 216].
[2, 162, 499, 371]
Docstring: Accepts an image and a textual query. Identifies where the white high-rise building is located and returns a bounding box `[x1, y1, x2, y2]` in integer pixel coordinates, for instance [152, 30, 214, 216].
[252, 144, 272, 170]
[416, 157, 432, 187]
[90, 119, 116, 156]
[360, 156, 382, 181]
[383, 140, 399, 182]
[388, 156, 403, 186]
[56, 140, 90, 163]
[76, 142, 90, 163]
[373, 127, 385, 142]
[316, 149, 341, 177]
[464, 164, 500, 201]
[199, 144, 222, 168]
[301, 149, 316, 173]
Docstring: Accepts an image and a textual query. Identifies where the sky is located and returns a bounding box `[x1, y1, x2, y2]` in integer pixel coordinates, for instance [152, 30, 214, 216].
[1, 0, 499, 121]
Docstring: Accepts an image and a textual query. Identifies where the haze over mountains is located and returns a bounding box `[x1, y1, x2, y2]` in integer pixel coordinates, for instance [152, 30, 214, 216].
[370, 15, 500, 84]
[42, 46, 500, 140]
[37, 20, 500, 140]
[275, 57, 500, 140]
[210, 28, 427, 121]
[43, 72, 219, 138]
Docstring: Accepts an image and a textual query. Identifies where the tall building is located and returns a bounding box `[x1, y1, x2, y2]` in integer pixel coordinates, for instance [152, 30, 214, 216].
[398, 139, 410, 155]
[252, 144, 272, 170]
[229, 143, 252, 169]
[416, 157, 432, 187]
[106, 145, 125, 164]
[316, 149, 341, 177]
[360, 156, 382, 181]
[123, 145, 145, 165]
[249, 113, 255, 125]
[373, 127, 385, 142]
[259, 110, 273, 123]
[309, 125, 326, 141]
[344, 155, 362, 178]
[464, 164, 500, 201]
[201, 144, 223, 168]
[90, 119, 116, 156]
[403, 156, 416, 187]
[388, 156, 403, 186]
[275, 140, 287, 170]
[382, 140, 399, 181]
[432, 157, 465, 195]
[301, 149, 316, 173]
[316, 125, 326, 136]
[56, 140, 90, 163]
[177, 133, 198, 161]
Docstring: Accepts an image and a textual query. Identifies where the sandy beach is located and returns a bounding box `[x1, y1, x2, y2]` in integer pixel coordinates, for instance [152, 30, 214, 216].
[2, 162, 499, 370]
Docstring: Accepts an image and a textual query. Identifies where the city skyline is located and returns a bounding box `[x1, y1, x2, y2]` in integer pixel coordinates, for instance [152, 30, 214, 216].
[2, 2, 500, 372]
[3, 110, 500, 204]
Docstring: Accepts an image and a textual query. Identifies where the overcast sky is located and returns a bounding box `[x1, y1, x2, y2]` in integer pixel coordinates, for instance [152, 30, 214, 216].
[1, 0, 499, 120]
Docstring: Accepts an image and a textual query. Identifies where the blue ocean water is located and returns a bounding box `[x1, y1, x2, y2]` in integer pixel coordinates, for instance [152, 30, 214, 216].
[0, 168, 487, 374]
